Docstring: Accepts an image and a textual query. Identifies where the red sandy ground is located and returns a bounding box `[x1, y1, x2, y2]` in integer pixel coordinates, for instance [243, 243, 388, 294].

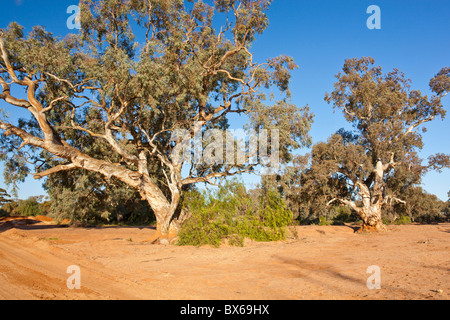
[0, 216, 448, 300]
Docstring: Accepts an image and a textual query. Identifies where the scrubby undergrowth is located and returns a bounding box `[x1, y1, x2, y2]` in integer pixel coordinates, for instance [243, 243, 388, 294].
[177, 181, 294, 247]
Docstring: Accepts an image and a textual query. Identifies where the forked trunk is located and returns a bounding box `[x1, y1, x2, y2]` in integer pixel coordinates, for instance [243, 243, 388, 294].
[144, 188, 187, 245]
[357, 166, 387, 232]
[357, 202, 387, 232]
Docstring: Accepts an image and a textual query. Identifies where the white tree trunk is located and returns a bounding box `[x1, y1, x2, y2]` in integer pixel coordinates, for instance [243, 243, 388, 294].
[356, 160, 387, 232]
[358, 203, 386, 232]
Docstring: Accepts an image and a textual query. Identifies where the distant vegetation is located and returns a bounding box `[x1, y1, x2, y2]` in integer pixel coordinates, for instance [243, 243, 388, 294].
[1, 181, 448, 248]
[0, 188, 12, 207]
[0, 195, 49, 218]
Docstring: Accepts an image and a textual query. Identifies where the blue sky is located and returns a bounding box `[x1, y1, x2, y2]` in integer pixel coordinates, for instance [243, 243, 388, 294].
[0, 0, 449, 200]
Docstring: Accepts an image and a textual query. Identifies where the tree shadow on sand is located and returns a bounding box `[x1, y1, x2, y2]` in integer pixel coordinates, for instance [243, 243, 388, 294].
[0, 217, 156, 234]
[274, 255, 419, 298]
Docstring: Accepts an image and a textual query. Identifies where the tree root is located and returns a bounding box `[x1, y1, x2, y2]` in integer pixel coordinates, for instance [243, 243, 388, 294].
[356, 223, 388, 234]
[145, 231, 178, 245]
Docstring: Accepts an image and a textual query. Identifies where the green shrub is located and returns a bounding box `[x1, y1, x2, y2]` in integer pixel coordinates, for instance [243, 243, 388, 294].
[177, 180, 293, 247]
[177, 205, 231, 247]
[1, 201, 18, 215]
[46, 173, 155, 225]
[318, 216, 332, 226]
[414, 213, 445, 224]
[394, 216, 412, 225]
[14, 197, 44, 217]
[0, 196, 51, 218]
[332, 206, 354, 224]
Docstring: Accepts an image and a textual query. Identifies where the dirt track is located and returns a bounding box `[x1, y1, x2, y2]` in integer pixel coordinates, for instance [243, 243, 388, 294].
[0, 216, 448, 300]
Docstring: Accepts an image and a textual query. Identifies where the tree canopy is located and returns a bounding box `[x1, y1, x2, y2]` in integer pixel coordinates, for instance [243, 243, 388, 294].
[271, 57, 449, 231]
[0, 0, 312, 242]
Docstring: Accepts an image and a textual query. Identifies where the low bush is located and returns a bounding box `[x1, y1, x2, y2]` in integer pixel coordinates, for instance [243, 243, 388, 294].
[318, 216, 332, 226]
[414, 213, 445, 224]
[394, 216, 412, 225]
[177, 180, 293, 247]
[0, 196, 45, 217]
[331, 206, 356, 224]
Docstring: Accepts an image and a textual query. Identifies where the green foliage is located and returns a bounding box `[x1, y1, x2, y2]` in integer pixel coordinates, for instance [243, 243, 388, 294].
[394, 216, 412, 225]
[269, 58, 449, 228]
[0, 196, 45, 217]
[444, 191, 450, 221]
[46, 171, 156, 225]
[0, 188, 12, 205]
[177, 180, 293, 247]
[0, 188, 12, 216]
[0, 200, 17, 216]
[258, 189, 293, 236]
[331, 206, 355, 224]
[315, 207, 358, 226]
[0, 0, 312, 235]
[318, 216, 332, 226]
[2, 2, 447, 235]
[16, 198, 43, 217]
[386, 187, 446, 224]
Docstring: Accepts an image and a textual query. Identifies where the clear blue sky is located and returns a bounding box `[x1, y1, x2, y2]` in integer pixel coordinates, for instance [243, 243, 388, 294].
[0, 0, 449, 200]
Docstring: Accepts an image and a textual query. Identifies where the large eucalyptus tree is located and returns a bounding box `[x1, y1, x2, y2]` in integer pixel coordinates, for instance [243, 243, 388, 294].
[0, 0, 311, 242]
[318, 57, 449, 231]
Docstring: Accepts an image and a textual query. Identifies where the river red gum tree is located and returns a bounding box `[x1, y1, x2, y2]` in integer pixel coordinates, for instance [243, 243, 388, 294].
[0, 0, 312, 243]
[320, 58, 449, 231]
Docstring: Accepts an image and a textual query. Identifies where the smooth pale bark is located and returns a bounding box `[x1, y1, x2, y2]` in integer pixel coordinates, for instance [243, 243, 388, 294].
[0, 121, 183, 243]
[357, 160, 387, 231]
[330, 160, 389, 232]
[357, 202, 386, 232]
[364, 162, 386, 231]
